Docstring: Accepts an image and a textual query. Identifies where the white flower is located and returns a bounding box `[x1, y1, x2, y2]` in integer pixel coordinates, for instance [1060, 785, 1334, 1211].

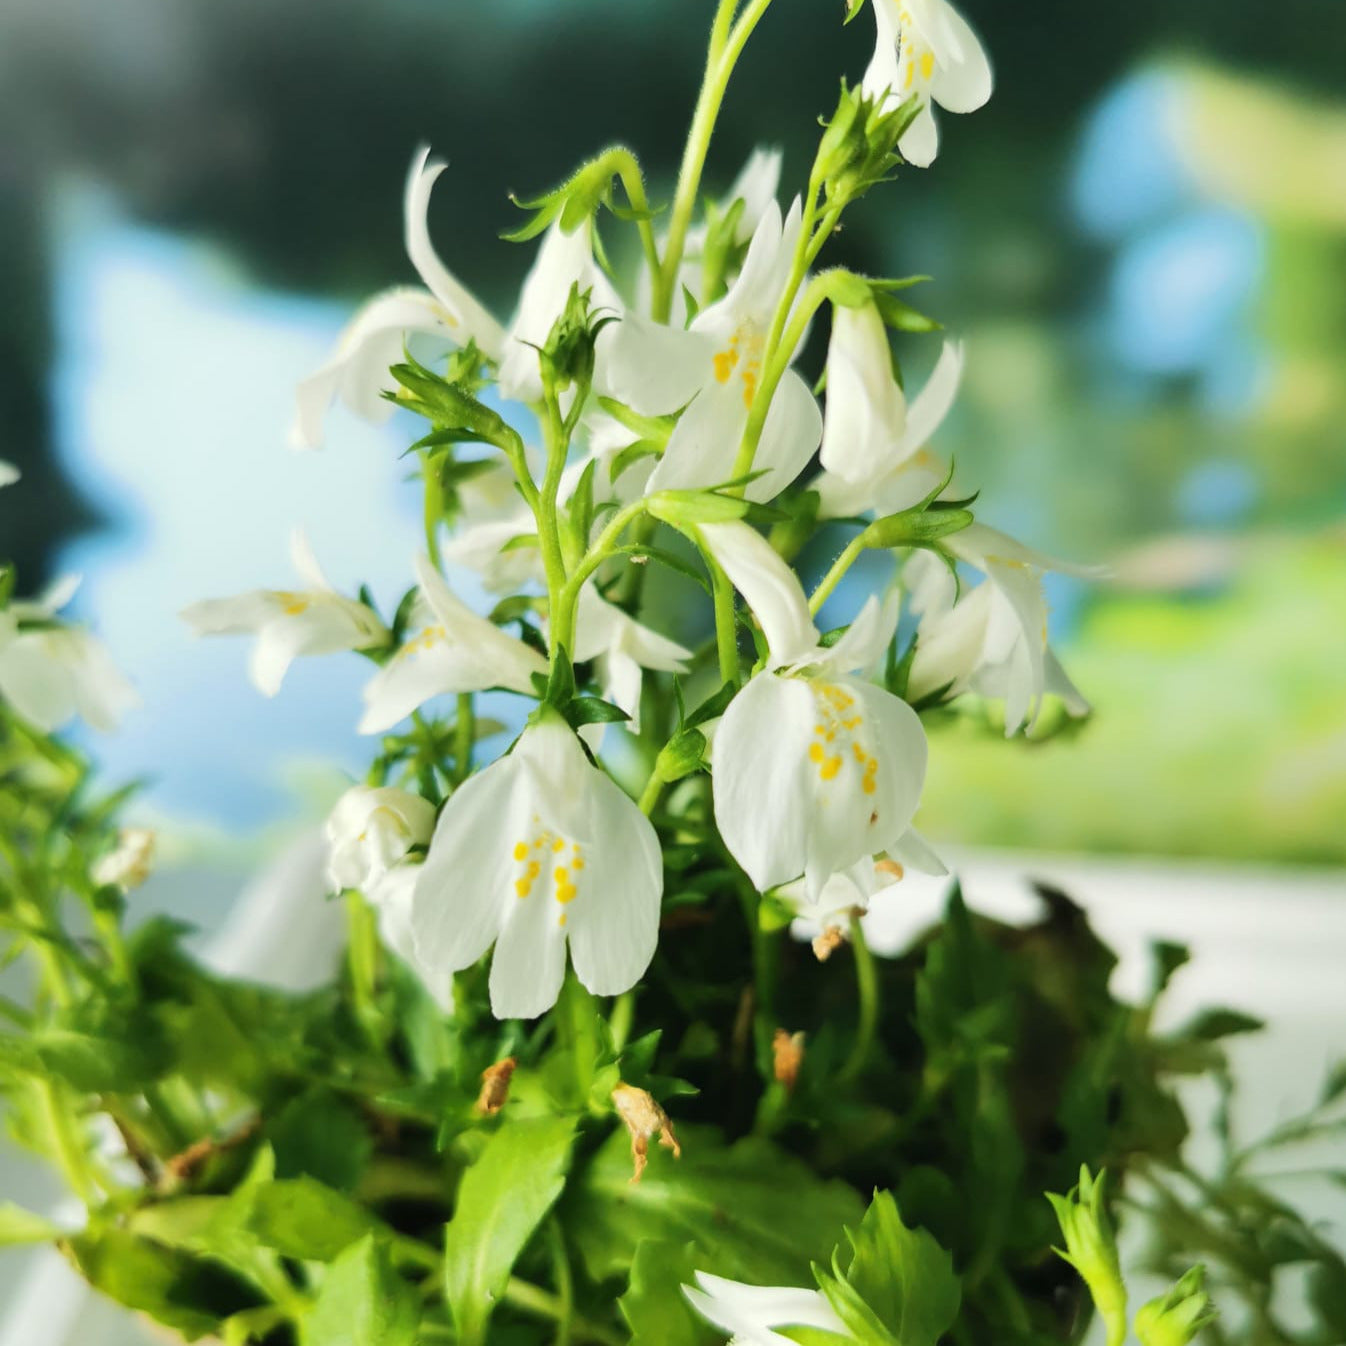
[290, 145, 505, 449]
[325, 784, 437, 892]
[863, 0, 993, 168]
[601, 200, 823, 503]
[702, 522, 928, 896]
[92, 827, 156, 890]
[683, 1271, 848, 1346]
[906, 524, 1092, 734]
[440, 457, 548, 593]
[0, 577, 138, 732]
[815, 339, 963, 519]
[663, 146, 784, 322]
[818, 299, 908, 485]
[359, 555, 547, 734]
[497, 218, 619, 405]
[181, 530, 388, 697]
[0, 460, 19, 487]
[779, 831, 945, 929]
[410, 712, 663, 1020]
[573, 584, 693, 733]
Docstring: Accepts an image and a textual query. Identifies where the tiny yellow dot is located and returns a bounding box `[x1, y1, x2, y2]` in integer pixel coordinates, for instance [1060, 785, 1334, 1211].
[515, 879, 531, 898]
[821, 756, 843, 782]
[809, 743, 825, 763]
[512, 842, 528, 861]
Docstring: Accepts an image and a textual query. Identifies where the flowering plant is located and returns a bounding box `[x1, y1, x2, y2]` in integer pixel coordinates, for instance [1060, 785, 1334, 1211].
[3, 2, 1344, 1344]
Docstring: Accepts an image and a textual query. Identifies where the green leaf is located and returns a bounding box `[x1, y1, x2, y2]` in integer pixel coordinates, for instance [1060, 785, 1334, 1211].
[267, 1088, 373, 1193]
[619, 1239, 716, 1345]
[245, 1177, 379, 1262]
[820, 1191, 960, 1346]
[566, 1129, 863, 1289]
[65, 1228, 251, 1340]
[564, 696, 631, 728]
[301, 1235, 419, 1346]
[0, 1201, 61, 1246]
[1175, 1008, 1265, 1041]
[443, 1115, 578, 1346]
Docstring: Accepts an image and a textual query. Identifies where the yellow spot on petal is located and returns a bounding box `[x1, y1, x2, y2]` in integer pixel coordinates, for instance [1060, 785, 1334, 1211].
[920, 49, 935, 81]
[820, 756, 843, 782]
[552, 837, 565, 853]
[713, 349, 737, 383]
[515, 879, 532, 898]
[572, 856, 585, 871]
[512, 842, 528, 861]
[809, 743, 825, 764]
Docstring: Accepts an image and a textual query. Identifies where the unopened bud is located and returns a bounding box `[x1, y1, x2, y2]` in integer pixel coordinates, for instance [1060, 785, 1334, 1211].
[1135, 1266, 1217, 1346]
[655, 728, 707, 785]
[772, 1029, 806, 1093]
[475, 1057, 518, 1116]
[611, 1084, 681, 1184]
[92, 827, 156, 891]
[647, 490, 751, 527]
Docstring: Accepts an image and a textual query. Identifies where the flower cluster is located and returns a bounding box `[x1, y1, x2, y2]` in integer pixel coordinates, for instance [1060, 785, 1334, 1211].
[166, 0, 1089, 1028]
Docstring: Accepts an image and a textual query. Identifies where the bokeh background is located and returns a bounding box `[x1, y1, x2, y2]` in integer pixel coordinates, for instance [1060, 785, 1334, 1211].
[0, 0, 1343, 862]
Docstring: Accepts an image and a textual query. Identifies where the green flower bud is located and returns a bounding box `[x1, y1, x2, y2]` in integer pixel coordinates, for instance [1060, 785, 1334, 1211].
[1135, 1266, 1218, 1346]
[862, 506, 972, 550]
[655, 728, 707, 784]
[646, 491, 752, 527]
[1047, 1167, 1128, 1346]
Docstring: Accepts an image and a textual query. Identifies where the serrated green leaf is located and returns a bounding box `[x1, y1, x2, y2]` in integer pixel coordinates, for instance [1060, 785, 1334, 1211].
[619, 1239, 716, 1345]
[301, 1235, 419, 1346]
[443, 1115, 578, 1346]
[823, 1191, 960, 1346]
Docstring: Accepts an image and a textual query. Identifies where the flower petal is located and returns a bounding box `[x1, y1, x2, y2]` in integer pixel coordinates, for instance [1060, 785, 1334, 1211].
[488, 856, 570, 1019]
[850, 676, 928, 857]
[646, 376, 749, 496]
[900, 101, 941, 168]
[597, 311, 716, 417]
[751, 367, 823, 501]
[712, 673, 817, 891]
[894, 339, 963, 460]
[700, 521, 819, 669]
[289, 288, 449, 449]
[928, 0, 993, 113]
[565, 770, 662, 998]
[820, 302, 907, 484]
[411, 755, 526, 979]
[404, 147, 505, 357]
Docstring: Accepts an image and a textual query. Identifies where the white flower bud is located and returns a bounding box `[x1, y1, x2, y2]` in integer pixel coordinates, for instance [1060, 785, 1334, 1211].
[92, 827, 156, 890]
[325, 786, 436, 894]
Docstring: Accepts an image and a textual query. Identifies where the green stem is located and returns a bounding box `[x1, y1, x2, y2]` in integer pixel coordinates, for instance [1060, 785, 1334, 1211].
[539, 394, 573, 667]
[552, 499, 648, 654]
[809, 531, 868, 615]
[608, 148, 662, 293]
[708, 557, 741, 685]
[421, 451, 445, 569]
[637, 772, 665, 816]
[729, 244, 844, 486]
[839, 916, 879, 1084]
[548, 1219, 575, 1346]
[608, 990, 635, 1052]
[654, 0, 778, 321]
[503, 1278, 624, 1346]
[345, 891, 383, 1042]
[454, 693, 475, 784]
[38, 1079, 99, 1206]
